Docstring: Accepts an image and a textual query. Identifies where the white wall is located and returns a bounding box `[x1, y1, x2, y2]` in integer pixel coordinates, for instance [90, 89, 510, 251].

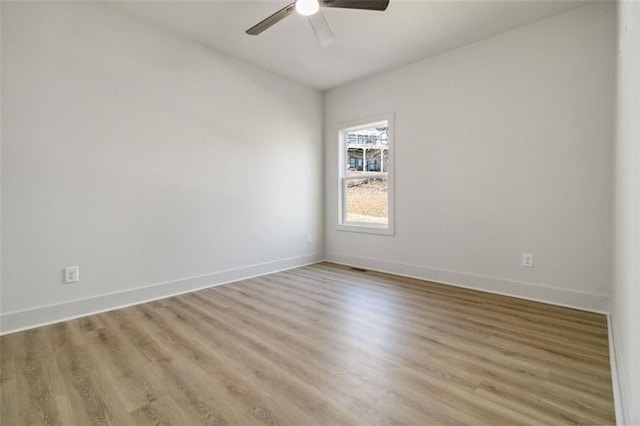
[324, 2, 615, 312]
[612, 1, 640, 423]
[0, 2, 323, 333]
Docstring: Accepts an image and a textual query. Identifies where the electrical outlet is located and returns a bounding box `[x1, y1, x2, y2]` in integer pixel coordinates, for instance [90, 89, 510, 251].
[64, 266, 79, 283]
[306, 234, 313, 244]
[522, 253, 534, 268]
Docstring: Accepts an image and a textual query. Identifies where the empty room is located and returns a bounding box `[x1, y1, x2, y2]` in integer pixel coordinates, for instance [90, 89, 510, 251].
[1, 0, 638, 424]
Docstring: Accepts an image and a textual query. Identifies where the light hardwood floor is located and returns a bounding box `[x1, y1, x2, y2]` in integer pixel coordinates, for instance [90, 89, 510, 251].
[0, 262, 615, 425]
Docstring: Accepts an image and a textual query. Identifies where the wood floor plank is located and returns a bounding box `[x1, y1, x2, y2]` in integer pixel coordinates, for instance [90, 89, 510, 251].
[0, 333, 19, 425]
[157, 295, 363, 425]
[175, 293, 381, 417]
[0, 262, 615, 424]
[15, 329, 62, 425]
[127, 301, 334, 426]
[84, 324, 164, 413]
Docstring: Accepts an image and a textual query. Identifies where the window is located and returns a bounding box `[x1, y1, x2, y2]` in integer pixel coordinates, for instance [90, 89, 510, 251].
[338, 113, 394, 235]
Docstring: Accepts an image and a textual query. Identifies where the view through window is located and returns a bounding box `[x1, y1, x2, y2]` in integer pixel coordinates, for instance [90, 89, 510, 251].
[339, 115, 393, 233]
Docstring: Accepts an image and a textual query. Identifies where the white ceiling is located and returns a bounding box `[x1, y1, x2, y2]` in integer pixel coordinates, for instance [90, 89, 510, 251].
[107, 0, 589, 90]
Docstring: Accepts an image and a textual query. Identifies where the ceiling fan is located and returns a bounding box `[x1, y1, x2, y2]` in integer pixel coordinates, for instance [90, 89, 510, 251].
[246, 0, 390, 47]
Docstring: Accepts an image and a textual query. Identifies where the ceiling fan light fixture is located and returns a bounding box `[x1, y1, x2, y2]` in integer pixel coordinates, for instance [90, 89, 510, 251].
[295, 0, 320, 16]
[246, 0, 389, 39]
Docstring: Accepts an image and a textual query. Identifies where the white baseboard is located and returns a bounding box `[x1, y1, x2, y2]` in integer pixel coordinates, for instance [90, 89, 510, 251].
[608, 315, 633, 426]
[0, 253, 323, 335]
[325, 252, 610, 314]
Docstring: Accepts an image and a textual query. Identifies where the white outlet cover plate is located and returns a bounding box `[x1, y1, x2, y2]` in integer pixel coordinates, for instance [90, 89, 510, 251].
[64, 266, 79, 283]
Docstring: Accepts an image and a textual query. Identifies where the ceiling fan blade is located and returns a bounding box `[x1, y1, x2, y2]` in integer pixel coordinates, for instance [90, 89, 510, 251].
[320, 0, 389, 11]
[246, 2, 296, 35]
[308, 11, 335, 47]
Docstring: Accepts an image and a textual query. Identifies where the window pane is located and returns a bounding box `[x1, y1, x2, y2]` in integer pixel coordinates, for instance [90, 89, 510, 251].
[345, 126, 389, 174]
[345, 177, 388, 224]
[338, 114, 393, 234]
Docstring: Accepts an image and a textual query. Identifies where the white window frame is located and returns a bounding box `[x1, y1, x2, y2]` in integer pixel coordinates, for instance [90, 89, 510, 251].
[337, 113, 394, 235]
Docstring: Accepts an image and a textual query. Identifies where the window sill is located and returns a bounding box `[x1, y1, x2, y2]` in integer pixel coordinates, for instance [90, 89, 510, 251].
[336, 222, 394, 236]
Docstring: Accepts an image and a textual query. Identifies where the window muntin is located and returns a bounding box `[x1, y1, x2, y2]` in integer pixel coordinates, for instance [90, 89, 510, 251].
[338, 114, 394, 235]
